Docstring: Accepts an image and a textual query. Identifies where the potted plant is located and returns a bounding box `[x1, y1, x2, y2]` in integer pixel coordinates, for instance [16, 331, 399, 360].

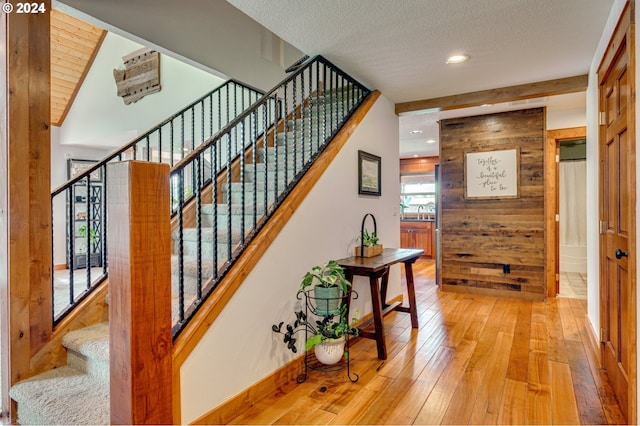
[355, 228, 383, 257]
[300, 260, 351, 315]
[272, 303, 359, 365]
[77, 225, 98, 251]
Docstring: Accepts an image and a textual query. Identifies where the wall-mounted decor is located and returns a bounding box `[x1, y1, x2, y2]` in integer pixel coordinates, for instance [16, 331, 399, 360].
[68, 158, 101, 182]
[113, 48, 161, 105]
[464, 148, 520, 199]
[358, 150, 381, 196]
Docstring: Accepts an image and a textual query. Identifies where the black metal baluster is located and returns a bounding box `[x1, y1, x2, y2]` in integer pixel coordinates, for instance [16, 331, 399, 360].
[251, 110, 258, 229]
[262, 102, 269, 214]
[307, 65, 313, 160]
[195, 156, 202, 301]
[226, 132, 233, 263]
[177, 170, 185, 323]
[283, 85, 289, 187]
[299, 71, 305, 172]
[322, 63, 327, 147]
[67, 186, 75, 307]
[85, 176, 92, 292]
[212, 140, 218, 281]
[240, 118, 246, 246]
[101, 165, 107, 276]
[170, 121, 175, 167]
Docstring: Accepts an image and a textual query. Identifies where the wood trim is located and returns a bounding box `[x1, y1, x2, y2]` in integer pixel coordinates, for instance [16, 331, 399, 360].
[193, 292, 402, 425]
[53, 29, 106, 126]
[53, 263, 67, 271]
[545, 127, 587, 298]
[171, 90, 381, 421]
[395, 75, 588, 115]
[0, 9, 8, 419]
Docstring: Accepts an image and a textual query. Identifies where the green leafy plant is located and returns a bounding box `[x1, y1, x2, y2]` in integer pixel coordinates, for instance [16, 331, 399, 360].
[272, 303, 359, 354]
[77, 225, 98, 246]
[359, 229, 379, 247]
[299, 260, 351, 294]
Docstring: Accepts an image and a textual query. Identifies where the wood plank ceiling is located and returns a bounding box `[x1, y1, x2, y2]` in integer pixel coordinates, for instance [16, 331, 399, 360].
[51, 9, 106, 126]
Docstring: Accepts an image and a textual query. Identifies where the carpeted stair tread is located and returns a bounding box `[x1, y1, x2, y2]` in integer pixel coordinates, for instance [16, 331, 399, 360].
[62, 322, 109, 364]
[10, 365, 109, 425]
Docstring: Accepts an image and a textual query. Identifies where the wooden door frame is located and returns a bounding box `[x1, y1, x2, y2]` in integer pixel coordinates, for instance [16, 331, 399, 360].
[598, 0, 636, 422]
[545, 126, 587, 299]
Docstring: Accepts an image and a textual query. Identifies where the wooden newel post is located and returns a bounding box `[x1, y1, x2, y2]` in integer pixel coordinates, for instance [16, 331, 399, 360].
[107, 161, 173, 425]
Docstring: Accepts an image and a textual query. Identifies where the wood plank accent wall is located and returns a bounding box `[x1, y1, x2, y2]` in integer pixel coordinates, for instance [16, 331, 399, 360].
[1, 6, 52, 420]
[107, 161, 173, 425]
[439, 108, 546, 301]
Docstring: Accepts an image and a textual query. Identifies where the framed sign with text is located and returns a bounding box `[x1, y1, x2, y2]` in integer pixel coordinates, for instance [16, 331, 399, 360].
[464, 148, 520, 199]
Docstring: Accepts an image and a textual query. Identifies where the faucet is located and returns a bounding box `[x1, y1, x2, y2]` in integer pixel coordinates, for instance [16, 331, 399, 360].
[417, 205, 425, 220]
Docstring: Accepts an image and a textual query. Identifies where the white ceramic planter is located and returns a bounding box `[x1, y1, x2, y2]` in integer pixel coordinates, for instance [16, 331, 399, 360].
[314, 336, 345, 365]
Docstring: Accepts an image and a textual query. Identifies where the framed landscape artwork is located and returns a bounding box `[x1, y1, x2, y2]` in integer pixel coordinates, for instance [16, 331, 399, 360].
[358, 150, 381, 196]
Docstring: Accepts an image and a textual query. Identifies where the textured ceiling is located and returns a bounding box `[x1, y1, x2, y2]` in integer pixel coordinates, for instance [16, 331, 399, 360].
[226, 0, 614, 157]
[51, 9, 106, 126]
[227, 0, 614, 103]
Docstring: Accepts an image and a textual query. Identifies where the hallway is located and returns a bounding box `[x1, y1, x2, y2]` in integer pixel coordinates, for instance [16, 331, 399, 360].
[227, 259, 626, 425]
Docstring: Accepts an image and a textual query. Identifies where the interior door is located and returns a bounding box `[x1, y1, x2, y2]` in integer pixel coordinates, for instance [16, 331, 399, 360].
[599, 2, 635, 421]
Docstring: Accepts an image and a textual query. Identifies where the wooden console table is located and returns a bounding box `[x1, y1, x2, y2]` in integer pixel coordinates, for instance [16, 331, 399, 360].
[336, 248, 423, 359]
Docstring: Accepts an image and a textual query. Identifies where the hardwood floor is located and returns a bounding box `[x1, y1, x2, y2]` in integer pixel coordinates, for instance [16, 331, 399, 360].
[228, 259, 626, 425]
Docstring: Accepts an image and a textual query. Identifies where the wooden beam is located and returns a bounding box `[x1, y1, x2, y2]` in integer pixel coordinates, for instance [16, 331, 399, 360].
[1, 5, 52, 421]
[395, 75, 588, 115]
[107, 161, 173, 425]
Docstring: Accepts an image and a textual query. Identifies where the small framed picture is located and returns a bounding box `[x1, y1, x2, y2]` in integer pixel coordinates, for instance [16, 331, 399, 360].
[358, 150, 381, 196]
[68, 159, 102, 182]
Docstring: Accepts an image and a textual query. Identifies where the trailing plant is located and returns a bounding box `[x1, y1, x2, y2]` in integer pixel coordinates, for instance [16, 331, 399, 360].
[272, 303, 359, 354]
[299, 260, 351, 294]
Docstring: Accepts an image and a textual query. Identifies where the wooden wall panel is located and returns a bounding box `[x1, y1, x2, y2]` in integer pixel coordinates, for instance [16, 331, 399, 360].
[439, 108, 546, 301]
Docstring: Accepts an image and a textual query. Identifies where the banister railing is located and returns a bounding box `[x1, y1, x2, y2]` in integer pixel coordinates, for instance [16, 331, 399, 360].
[170, 55, 371, 338]
[51, 79, 264, 325]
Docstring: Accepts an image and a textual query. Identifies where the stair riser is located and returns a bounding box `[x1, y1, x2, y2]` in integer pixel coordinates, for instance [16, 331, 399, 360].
[66, 350, 109, 385]
[225, 190, 276, 205]
[175, 240, 232, 259]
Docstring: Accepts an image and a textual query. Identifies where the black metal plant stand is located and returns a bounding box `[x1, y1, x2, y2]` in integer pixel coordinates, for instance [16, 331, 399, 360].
[296, 289, 359, 383]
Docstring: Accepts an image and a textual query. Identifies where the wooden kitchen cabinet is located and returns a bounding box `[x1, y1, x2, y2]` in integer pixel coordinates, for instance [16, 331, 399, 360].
[400, 220, 434, 258]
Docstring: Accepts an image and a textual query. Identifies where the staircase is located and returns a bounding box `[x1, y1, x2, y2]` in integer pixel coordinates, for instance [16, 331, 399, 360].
[172, 100, 346, 321]
[12, 56, 371, 424]
[10, 323, 110, 425]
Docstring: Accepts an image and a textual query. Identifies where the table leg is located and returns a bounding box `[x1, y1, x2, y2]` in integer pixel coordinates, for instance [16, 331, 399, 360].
[369, 275, 387, 360]
[404, 261, 419, 328]
[379, 267, 390, 309]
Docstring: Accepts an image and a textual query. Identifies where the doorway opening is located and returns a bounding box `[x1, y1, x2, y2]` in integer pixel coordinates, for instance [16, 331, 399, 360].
[557, 137, 587, 299]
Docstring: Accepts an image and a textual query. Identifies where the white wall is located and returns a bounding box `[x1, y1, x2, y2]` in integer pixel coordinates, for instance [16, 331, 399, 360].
[59, 31, 226, 148]
[179, 95, 400, 424]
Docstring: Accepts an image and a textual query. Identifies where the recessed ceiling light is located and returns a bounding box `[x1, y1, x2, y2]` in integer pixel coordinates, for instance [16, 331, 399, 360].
[410, 130, 423, 134]
[446, 54, 470, 64]
[413, 154, 419, 157]
[426, 139, 436, 144]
